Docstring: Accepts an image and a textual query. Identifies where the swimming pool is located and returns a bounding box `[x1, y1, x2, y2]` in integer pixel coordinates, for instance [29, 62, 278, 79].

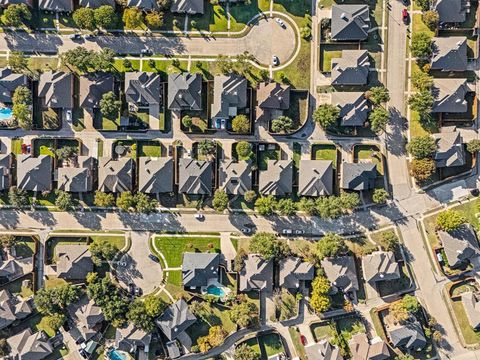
[107, 349, 126, 360]
[206, 284, 226, 297]
[0, 107, 12, 121]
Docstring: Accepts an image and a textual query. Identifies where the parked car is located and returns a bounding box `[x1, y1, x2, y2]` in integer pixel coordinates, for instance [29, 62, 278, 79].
[220, 119, 226, 129]
[134, 287, 142, 296]
[128, 283, 135, 295]
[84, 33, 95, 40]
[241, 228, 252, 234]
[69, 33, 81, 40]
[195, 213, 205, 220]
[141, 48, 152, 55]
[300, 335, 307, 346]
[275, 17, 286, 28]
[295, 229, 305, 235]
[282, 229, 293, 235]
[402, 8, 409, 23]
[148, 254, 160, 263]
[66, 110, 72, 124]
[471, 188, 479, 196]
[272, 55, 280, 66]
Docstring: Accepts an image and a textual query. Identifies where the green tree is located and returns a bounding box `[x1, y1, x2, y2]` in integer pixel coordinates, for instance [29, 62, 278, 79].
[300, 26, 311, 39]
[396, 355, 415, 360]
[379, 230, 399, 251]
[416, 0, 430, 10]
[145, 11, 163, 29]
[234, 343, 261, 360]
[313, 104, 339, 129]
[198, 140, 216, 156]
[276, 198, 297, 216]
[255, 195, 277, 216]
[406, 135, 436, 159]
[34, 284, 78, 315]
[123, 7, 143, 29]
[2, 4, 31, 27]
[310, 276, 331, 313]
[44, 313, 66, 332]
[339, 192, 360, 211]
[8, 187, 29, 207]
[249, 232, 289, 260]
[62, 47, 94, 72]
[94, 191, 115, 207]
[408, 89, 434, 117]
[12, 86, 31, 106]
[215, 55, 233, 75]
[12, 103, 31, 130]
[402, 294, 421, 313]
[90, 240, 117, 266]
[0, 338, 9, 357]
[298, 197, 317, 216]
[55, 190, 75, 211]
[116, 191, 136, 211]
[228, 301, 258, 328]
[369, 106, 389, 133]
[127, 299, 156, 332]
[411, 70, 434, 91]
[410, 32, 433, 58]
[316, 196, 342, 219]
[212, 189, 229, 212]
[243, 190, 256, 203]
[271, 115, 293, 133]
[144, 295, 167, 317]
[411, 158, 436, 181]
[182, 115, 192, 129]
[8, 51, 27, 72]
[390, 301, 409, 323]
[73, 7, 96, 30]
[436, 209, 466, 231]
[94, 5, 117, 29]
[232, 114, 250, 133]
[134, 192, 157, 213]
[236, 141, 252, 160]
[316, 232, 346, 259]
[92, 48, 115, 71]
[0, 234, 15, 249]
[123, 59, 132, 69]
[365, 86, 390, 105]
[372, 188, 389, 204]
[99, 91, 121, 119]
[422, 10, 439, 31]
[467, 139, 480, 154]
[55, 146, 77, 160]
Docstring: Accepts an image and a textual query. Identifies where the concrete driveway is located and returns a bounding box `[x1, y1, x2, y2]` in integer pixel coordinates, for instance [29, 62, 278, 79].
[115, 231, 162, 295]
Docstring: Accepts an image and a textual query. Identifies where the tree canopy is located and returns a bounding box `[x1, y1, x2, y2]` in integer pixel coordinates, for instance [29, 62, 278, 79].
[406, 135, 436, 159]
[313, 104, 339, 129]
[436, 210, 466, 231]
[249, 232, 289, 260]
[316, 232, 347, 259]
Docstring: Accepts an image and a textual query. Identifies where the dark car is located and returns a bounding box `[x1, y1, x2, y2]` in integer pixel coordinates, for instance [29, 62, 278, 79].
[149, 254, 160, 263]
[128, 283, 135, 295]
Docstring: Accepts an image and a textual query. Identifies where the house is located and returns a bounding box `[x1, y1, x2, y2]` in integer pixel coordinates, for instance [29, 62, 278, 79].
[305, 340, 343, 360]
[298, 160, 334, 196]
[125, 72, 161, 117]
[433, 127, 466, 168]
[0, 289, 32, 330]
[38, 71, 74, 109]
[115, 324, 151, 354]
[178, 159, 213, 195]
[362, 251, 400, 285]
[57, 156, 95, 193]
[331, 5, 370, 41]
[211, 75, 247, 121]
[341, 162, 377, 191]
[55, 244, 94, 280]
[461, 291, 480, 329]
[257, 82, 291, 110]
[182, 252, 220, 288]
[0, 68, 28, 105]
[278, 257, 315, 289]
[348, 333, 389, 360]
[171, 0, 204, 14]
[79, 0, 115, 7]
[98, 157, 134, 193]
[437, 223, 480, 268]
[259, 160, 293, 196]
[387, 319, 427, 351]
[331, 50, 370, 85]
[239, 254, 273, 292]
[431, 37, 468, 72]
[138, 157, 174, 194]
[0, 259, 27, 282]
[331, 92, 370, 127]
[432, 78, 470, 114]
[127, 0, 159, 10]
[156, 299, 197, 341]
[0, 154, 12, 191]
[8, 329, 53, 360]
[321, 256, 359, 295]
[39, 0, 73, 11]
[218, 160, 252, 195]
[79, 73, 116, 110]
[433, 0, 469, 24]
[168, 73, 202, 110]
[16, 155, 53, 192]
[67, 296, 104, 342]
[0, 0, 32, 7]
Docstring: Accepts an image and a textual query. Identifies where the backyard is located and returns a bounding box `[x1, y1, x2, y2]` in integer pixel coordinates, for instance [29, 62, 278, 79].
[258, 147, 280, 171]
[32, 138, 80, 158]
[14, 236, 36, 258]
[353, 144, 384, 176]
[312, 144, 338, 168]
[311, 321, 333, 342]
[242, 332, 286, 359]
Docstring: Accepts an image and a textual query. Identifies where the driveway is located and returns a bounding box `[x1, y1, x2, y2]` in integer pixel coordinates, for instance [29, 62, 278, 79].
[115, 231, 162, 295]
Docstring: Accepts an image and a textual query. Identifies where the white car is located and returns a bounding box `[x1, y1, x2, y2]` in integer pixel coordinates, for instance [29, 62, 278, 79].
[66, 110, 72, 124]
[275, 17, 286, 28]
[295, 230, 305, 235]
[272, 55, 280, 66]
[195, 213, 204, 220]
[241, 228, 252, 234]
[282, 229, 293, 235]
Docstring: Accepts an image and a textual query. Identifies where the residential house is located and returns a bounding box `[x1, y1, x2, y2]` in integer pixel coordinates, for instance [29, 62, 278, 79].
[341, 162, 377, 191]
[0, 259, 28, 282]
[298, 160, 334, 196]
[239, 254, 273, 292]
[138, 157, 174, 194]
[67, 296, 104, 342]
[256, 82, 291, 121]
[433, 0, 470, 24]
[362, 251, 400, 286]
[7, 329, 53, 360]
[0, 289, 32, 330]
[127, 0, 159, 10]
[0, 154, 12, 191]
[168, 73, 202, 110]
[55, 244, 94, 280]
[125, 72, 162, 125]
[321, 256, 359, 295]
[211, 74, 247, 121]
[0, 68, 29, 105]
[437, 223, 480, 268]
[259, 160, 293, 196]
[431, 37, 468, 72]
[331, 5, 370, 41]
[461, 291, 480, 329]
[432, 78, 470, 114]
[331, 92, 370, 127]
[387, 319, 427, 351]
[0, 0, 32, 7]
[218, 160, 252, 195]
[79, 0, 115, 7]
[38, 71, 74, 109]
[156, 299, 197, 341]
[98, 157, 134, 193]
[433, 127, 466, 168]
[178, 158, 213, 195]
[79, 73, 116, 111]
[115, 324, 151, 354]
[348, 333, 389, 360]
[171, 0, 204, 14]
[278, 257, 315, 289]
[182, 252, 220, 288]
[305, 340, 343, 360]
[16, 155, 53, 192]
[39, 0, 73, 11]
[57, 156, 95, 193]
[331, 50, 370, 85]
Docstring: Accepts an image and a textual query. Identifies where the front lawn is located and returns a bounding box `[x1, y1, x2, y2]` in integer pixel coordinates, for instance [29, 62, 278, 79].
[89, 235, 126, 250]
[14, 236, 36, 258]
[312, 144, 338, 168]
[451, 296, 480, 345]
[45, 236, 87, 264]
[288, 327, 306, 360]
[113, 59, 141, 73]
[166, 270, 182, 286]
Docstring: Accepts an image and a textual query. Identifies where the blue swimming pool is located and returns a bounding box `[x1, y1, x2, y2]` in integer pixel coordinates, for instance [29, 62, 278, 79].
[108, 349, 126, 360]
[207, 284, 226, 297]
[0, 108, 12, 120]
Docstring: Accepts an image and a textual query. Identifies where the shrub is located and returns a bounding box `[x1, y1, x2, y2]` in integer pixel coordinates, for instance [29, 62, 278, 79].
[436, 209, 466, 231]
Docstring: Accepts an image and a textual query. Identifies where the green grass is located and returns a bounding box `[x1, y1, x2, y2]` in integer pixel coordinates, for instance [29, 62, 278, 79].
[321, 50, 341, 72]
[90, 235, 126, 250]
[274, 37, 311, 89]
[370, 229, 398, 249]
[354, 145, 384, 176]
[412, 13, 434, 36]
[312, 144, 337, 168]
[37, 316, 56, 337]
[97, 139, 104, 157]
[288, 327, 306, 360]
[311, 321, 332, 341]
[113, 59, 141, 72]
[33, 139, 55, 157]
[28, 57, 58, 72]
[138, 141, 163, 157]
[35, 192, 57, 206]
[11, 138, 23, 154]
[345, 236, 378, 257]
[261, 333, 285, 357]
[153, 236, 221, 267]
[258, 149, 280, 171]
[451, 297, 480, 345]
[141, 60, 188, 78]
[45, 277, 68, 289]
[166, 270, 182, 286]
[244, 338, 262, 355]
[14, 236, 36, 258]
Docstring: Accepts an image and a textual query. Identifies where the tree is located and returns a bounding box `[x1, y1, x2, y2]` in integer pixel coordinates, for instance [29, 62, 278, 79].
[44, 313, 66, 332]
[249, 232, 289, 260]
[410, 32, 433, 58]
[123, 59, 132, 69]
[207, 326, 226, 347]
[94, 5, 117, 29]
[127, 300, 156, 332]
[316, 196, 342, 219]
[298, 197, 317, 216]
[190, 20, 197, 28]
[0, 338, 9, 357]
[73, 7, 96, 30]
[0, 234, 15, 249]
[12, 86, 31, 106]
[145, 11, 163, 29]
[236, 141, 252, 160]
[234, 343, 261, 360]
[467, 139, 480, 154]
[212, 189, 229, 212]
[396, 355, 415, 360]
[215, 55, 234, 74]
[229, 301, 258, 328]
[8, 187, 28, 207]
[339, 192, 360, 211]
[8, 51, 27, 72]
[379, 230, 399, 251]
[90, 240, 117, 266]
[316, 232, 346, 259]
[408, 89, 434, 117]
[198, 140, 216, 156]
[92, 48, 115, 71]
[422, 10, 439, 31]
[411, 158, 435, 181]
[2, 4, 31, 27]
[99, 91, 121, 119]
[276, 198, 297, 216]
[123, 7, 143, 29]
[372, 188, 389, 204]
[134, 192, 157, 213]
[365, 86, 390, 105]
[12, 103, 31, 130]
[406, 135, 436, 159]
[94, 191, 115, 207]
[34, 284, 78, 315]
[402, 294, 421, 313]
[271, 115, 293, 133]
[369, 106, 389, 133]
[436, 209, 466, 231]
[116, 191, 136, 211]
[55, 146, 77, 160]
[144, 295, 166, 317]
[182, 115, 192, 129]
[232, 114, 250, 133]
[310, 276, 331, 313]
[254, 195, 276, 216]
[390, 301, 409, 323]
[313, 104, 339, 129]
[157, 0, 171, 10]
[300, 26, 311, 39]
[243, 190, 256, 203]
[62, 47, 95, 72]
[411, 70, 433, 91]
[55, 190, 75, 211]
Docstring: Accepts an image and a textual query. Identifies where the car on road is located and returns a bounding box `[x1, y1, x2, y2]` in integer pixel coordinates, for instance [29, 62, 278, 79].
[295, 230, 305, 235]
[69, 34, 82, 41]
[402, 8, 409, 23]
[275, 17, 286, 28]
[148, 254, 160, 263]
[272, 55, 280, 66]
[134, 287, 142, 296]
[241, 228, 252, 234]
[282, 229, 293, 235]
[195, 213, 205, 220]
[84, 33, 95, 40]
[66, 110, 72, 124]
[141, 48, 152, 55]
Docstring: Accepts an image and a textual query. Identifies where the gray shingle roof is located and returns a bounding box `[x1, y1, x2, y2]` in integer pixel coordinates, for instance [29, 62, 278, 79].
[321, 256, 359, 293]
[156, 299, 197, 341]
[0, 289, 32, 330]
[432, 78, 469, 113]
[7, 329, 53, 360]
[431, 37, 468, 72]
[218, 160, 252, 195]
[211, 75, 247, 119]
[79, 73, 115, 109]
[0, 68, 28, 104]
[434, 0, 469, 23]
[127, 0, 159, 10]
[182, 252, 220, 287]
[331, 50, 370, 85]
[257, 82, 291, 110]
[115, 324, 151, 352]
[39, 0, 73, 11]
[305, 340, 343, 360]
[67, 296, 104, 341]
[178, 159, 212, 195]
[278, 257, 315, 289]
[138, 157, 174, 193]
[362, 251, 400, 283]
[98, 157, 134, 193]
[259, 160, 293, 196]
[38, 71, 73, 109]
[461, 291, 480, 330]
[79, 0, 115, 7]
[56, 244, 93, 280]
[298, 160, 334, 196]
[125, 72, 161, 106]
[388, 320, 427, 351]
[0, 0, 32, 7]
[438, 223, 480, 268]
[239, 254, 273, 292]
[331, 92, 370, 127]
[348, 333, 389, 360]
[168, 73, 202, 110]
[16, 155, 52, 192]
[341, 162, 377, 191]
[331, 5, 370, 41]
[434, 128, 466, 168]
[57, 156, 94, 193]
[0, 154, 11, 191]
[171, 0, 204, 14]
[0, 259, 24, 281]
